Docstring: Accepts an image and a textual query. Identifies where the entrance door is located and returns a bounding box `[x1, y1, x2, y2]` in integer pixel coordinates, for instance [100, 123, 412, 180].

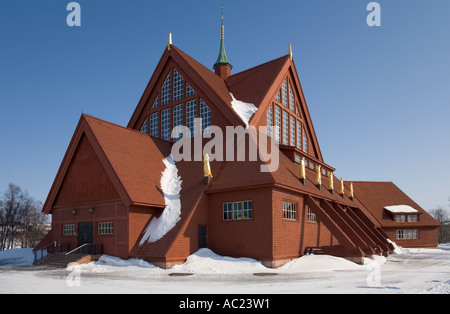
[198, 225, 207, 249]
[78, 222, 93, 246]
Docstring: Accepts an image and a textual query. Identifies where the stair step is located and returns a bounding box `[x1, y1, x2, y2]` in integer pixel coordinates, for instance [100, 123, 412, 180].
[34, 253, 100, 268]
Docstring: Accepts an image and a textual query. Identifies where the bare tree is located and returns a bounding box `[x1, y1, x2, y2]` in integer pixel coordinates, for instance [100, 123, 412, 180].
[0, 183, 48, 250]
[429, 206, 450, 244]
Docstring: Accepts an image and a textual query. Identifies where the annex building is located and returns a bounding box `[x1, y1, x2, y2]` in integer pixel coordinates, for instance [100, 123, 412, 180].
[34, 24, 440, 268]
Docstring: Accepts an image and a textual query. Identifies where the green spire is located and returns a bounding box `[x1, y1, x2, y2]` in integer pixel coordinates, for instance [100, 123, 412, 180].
[214, 7, 232, 69]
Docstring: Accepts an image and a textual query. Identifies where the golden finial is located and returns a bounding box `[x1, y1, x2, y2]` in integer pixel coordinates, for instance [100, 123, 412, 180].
[203, 154, 212, 178]
[299, 157, 306, 185]
[168, 32, 172, 50]
[349, 182, 354, 200]
[339, 178, 345, 196]
[328, 172, 334, 193]
[289, 44, 293, 60]
[315, 165, 322, 187]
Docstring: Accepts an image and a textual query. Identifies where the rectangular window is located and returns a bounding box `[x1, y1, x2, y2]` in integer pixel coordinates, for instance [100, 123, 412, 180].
[407, 215, 418, 222]
[283, 110, 289, 145]
[150, 113, 159, 138]
[267, 105, 273, 138]
[303, 127, 308, 153]
[63, 224, 76, 236]
[223, 203, 233, 221]
[98, 222, 114, 235]
[282, 80, 288, 107]
[200, 99, 211, 135]
[283, 201, 297, 220]
[275, 105, 281, 142]
[173, 104, 183, 141]
[223, 201, 253, 221]
[186, 99, 197, 138]
[395, 215, 406, 222]
[396, 229, 418, 239]
[173, 69, 184, 101]
[307, 206, 317, 222]
[296, 120, 302, 149]
[290, 115, 295, 146]
[161, 73, 171, 106]
[161, 108, 171, 141]
[233, 202, 243, 220]
[243, 201, 253, 219]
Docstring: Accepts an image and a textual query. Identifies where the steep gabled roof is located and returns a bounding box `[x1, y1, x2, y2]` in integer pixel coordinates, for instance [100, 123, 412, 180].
[226, 55, 290, 109]
[128, 45, 245, 130]
[43, 114, 171, 213]
[350, 181, 440, 228]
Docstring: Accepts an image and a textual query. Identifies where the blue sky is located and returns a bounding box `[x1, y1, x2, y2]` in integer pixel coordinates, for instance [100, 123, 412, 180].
[0, 0, 449, 211]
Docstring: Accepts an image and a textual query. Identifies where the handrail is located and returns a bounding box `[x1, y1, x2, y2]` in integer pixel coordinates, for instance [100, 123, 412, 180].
[65, 243, 94, 256]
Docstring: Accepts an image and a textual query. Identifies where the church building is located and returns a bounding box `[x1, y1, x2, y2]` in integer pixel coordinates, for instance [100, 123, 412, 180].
[34, 21, 440, 268]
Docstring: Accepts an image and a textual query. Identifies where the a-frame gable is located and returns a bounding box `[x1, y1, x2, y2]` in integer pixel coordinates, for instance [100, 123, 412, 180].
[250, 56, 324, 162]
[42, 115, 132, 214]
[128, 46, 245, 136]
[54, 133, 121, 207]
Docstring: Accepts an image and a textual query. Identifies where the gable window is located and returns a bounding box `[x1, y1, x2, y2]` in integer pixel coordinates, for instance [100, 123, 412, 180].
[307, 206, 317, 222]
[283, 201, 297, 220]
[140, 120, 148, 134]
[303, 127, 308, 153]
[289, 85, 295, 112]
[173, 104, 183, 141]
[98, 222, 114, 235]
[150, 112, 159, 138]
[173, 69, 184, 101]
[200, 99, 211, 135]
[186, 83, 196, 97]
[161, 74, 171, 106]
[267, 105, 273, 138]
[151, 97, 159, 110]
[395, 215, 406, 222]
[161, 109, 171, 141]
[186, 99, 197, 138]
[275, 91, 281, 102]
[290, 115, 295, 146]
[407, 215, 418, 222]
[283, 110, 289, 145]
[296, 120, 302, 149]
[274, 105, 281, 142]
[282, 80, 288, 107]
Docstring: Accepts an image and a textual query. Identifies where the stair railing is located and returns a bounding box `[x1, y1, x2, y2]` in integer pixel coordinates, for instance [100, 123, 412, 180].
[65, 243, 102, 256]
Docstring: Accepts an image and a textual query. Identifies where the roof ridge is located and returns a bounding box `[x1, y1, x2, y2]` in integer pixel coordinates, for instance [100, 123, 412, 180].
[83, 114, 151, 138]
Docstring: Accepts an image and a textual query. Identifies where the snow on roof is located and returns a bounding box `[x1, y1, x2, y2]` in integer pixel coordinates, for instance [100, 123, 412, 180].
[139, 154, 182, 245]
[384, 205, 418, 214]
[230, 93, 257, 128]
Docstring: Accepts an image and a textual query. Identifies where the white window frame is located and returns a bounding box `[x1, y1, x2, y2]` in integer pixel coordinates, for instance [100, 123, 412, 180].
[98, 222, 114, 235]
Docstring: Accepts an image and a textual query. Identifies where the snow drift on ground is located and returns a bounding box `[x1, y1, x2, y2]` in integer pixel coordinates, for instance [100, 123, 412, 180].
[0, 248, 34, 266]
[230, 93, 258, 128]
[139, 154, 182, 245]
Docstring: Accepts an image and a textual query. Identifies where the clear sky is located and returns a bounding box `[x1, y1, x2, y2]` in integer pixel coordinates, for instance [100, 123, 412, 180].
[0, 0, 449, 211]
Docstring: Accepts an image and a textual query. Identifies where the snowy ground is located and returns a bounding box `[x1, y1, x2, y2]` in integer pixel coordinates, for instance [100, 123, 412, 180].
[0, 244, 449, 294]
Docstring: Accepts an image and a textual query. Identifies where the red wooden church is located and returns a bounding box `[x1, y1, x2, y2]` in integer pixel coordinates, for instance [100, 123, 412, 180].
[34, 24, 440, 268]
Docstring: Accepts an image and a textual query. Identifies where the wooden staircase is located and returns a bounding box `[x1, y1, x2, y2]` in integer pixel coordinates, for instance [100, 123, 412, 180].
[34, 253, 100, 268]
